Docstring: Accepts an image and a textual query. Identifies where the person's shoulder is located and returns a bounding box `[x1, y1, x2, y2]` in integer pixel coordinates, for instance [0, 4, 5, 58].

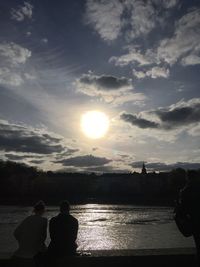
[23, 215, 35, 222]
[50, 215, 58, 223]
[18, 215, 32, 225]
[70, 215, 78, 224]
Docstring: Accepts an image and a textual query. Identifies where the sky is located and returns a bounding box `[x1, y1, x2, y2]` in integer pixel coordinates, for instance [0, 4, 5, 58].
[0, 0, 200, 173]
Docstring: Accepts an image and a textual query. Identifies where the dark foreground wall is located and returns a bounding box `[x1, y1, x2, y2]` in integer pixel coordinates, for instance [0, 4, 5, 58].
[0, 248, 197, 267]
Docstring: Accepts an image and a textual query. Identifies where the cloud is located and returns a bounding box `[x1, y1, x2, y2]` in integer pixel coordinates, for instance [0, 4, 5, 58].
[84, 165, 129, 173]
[29, 160, 44, 164]
[120, 113, 159, 129]
[132, 70, 146, 79]
[125, 0, 157, 40]
[5, 153, 44, 161]
[85, 0, 179, 42]
[0, 42, 31, 66]
[155, 98, 200, 129]
[0, 119, 66, 154]
[187, 123, 200, 137]
[133, 66, 169, 79]
[130, 161, 200, 171]
[152, 0, 179, 9]
[163, 0, 179, 8]
[84, 0, 124, 41]
[121, 98, 200, 130]
[76, 72, 146, 105]
[79, 73, 131, 90]
[41, 38, 48, 44]
[5, 153, 27, 161]
[109, 47, 154, 66]
[130, 161, 146, 168]
[145, 66, 169, 79]
[55, 149, 80, 159]
[26, 31, 32, 37]
[109, 7, 199, 79]
[157, 8, 200, 65]
[0, 42, 31, 87]
[56, 154, 112, 167]
[181, 55, 200, 66]
[0, 68, 23, 86]
[10, 2, 33, 22]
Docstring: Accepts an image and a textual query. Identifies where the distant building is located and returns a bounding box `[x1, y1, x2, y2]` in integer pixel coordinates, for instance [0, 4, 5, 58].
[141, 162, 147, 175]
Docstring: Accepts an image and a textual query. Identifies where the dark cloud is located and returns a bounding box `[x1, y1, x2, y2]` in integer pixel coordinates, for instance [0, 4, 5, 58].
[79, 73, 131, 90]
[42, 134, 62, 142]
[120, 113, 159, 129]
[121, 99, 200, 130]
[29, 160, 44, 164]
[55, 148, 79, 159]
[0, 120, 64, 154]
[5, 153, 43, 161]
[155, 102, 200, 128]
[130, 161, 146, 168]
[56, 154, 112, 167]
[5, 153, 24, 161]
[130, 161, 200, 171]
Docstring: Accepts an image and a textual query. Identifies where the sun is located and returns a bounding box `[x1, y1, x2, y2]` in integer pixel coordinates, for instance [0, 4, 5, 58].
[81, 111, 109, 139]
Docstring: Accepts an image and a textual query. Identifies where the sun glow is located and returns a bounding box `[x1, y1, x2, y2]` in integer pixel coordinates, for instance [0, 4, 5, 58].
[81, 111, 109, 139]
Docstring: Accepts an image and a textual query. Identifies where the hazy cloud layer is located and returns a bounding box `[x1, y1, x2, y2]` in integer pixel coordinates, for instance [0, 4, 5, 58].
[57, 154, 112, 167]
[131, 161, 200, 171]
[84, 165, 129, 173]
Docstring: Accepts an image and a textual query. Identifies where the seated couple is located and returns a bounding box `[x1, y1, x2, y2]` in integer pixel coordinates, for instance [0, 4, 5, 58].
[13, 200, 78, 266]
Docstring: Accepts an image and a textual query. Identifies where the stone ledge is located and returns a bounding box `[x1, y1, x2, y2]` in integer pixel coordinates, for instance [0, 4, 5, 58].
[0, 248, 197, 267]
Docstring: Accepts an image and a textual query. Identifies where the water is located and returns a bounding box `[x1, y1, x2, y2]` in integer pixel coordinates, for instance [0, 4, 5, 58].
[0, 204, 194, 253]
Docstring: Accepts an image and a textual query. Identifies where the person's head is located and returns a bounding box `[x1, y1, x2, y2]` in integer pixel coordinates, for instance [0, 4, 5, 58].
[33, 200, 46, 215]
[60, 200, 70, 214]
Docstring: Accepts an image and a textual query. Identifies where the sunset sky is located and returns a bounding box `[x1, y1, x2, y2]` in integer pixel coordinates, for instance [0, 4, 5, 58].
[0, 0, 200, 172]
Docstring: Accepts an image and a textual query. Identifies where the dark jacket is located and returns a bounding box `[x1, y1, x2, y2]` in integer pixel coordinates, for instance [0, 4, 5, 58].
[48, 213, 78, 257]
[180, 184, 200, 232]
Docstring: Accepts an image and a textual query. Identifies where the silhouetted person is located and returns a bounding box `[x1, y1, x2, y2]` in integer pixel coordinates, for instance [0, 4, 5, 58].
[13, 201, 47, 266]
[179, 170, 200, 266]
[47, 200, 78, 265]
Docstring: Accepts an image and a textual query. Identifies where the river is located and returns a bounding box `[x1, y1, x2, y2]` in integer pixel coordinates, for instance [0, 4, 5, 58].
[0, 204, 194, 253]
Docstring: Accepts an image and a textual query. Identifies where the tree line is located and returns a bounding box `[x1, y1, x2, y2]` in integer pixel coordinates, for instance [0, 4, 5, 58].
[0, 160, 199, 205]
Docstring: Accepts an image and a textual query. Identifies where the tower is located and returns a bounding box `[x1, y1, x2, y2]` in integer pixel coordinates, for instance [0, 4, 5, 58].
[141, 162, 147, 175]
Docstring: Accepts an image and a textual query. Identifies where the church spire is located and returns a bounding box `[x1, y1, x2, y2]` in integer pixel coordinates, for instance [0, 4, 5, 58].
[141, 162, 147, 175]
